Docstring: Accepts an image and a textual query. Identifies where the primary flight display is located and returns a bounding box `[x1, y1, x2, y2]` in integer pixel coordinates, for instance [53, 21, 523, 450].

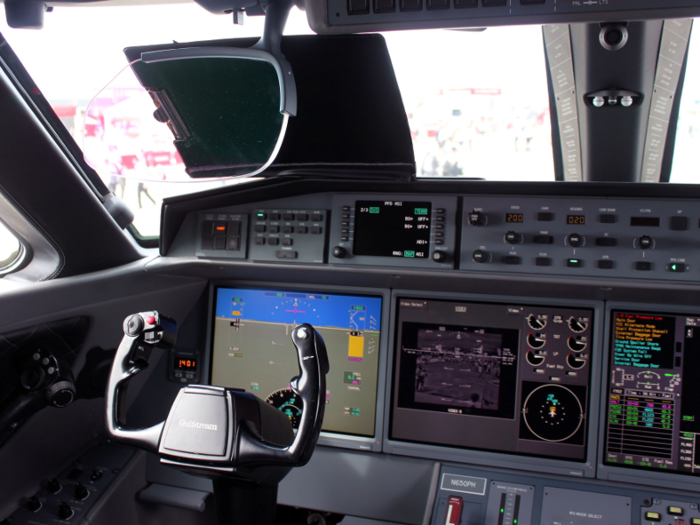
[210, 287, 383, 437]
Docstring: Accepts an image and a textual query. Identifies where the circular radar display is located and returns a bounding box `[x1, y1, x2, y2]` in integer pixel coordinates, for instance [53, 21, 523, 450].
[265, 388, 303, 429]
[522, 384, 583, 442]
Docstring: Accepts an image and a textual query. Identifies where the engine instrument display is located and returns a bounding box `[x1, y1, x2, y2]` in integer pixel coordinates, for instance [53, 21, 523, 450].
[353, 201, 432, 258]
[391, 297, 594, 461]
[605, 311, 700, 476]
[210, 287, 383, 437]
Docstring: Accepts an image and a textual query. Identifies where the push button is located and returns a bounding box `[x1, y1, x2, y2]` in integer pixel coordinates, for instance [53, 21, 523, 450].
[454, 0, 477, 6]
[348, 0, 369, 13]
[521, 0, 545, 3]
[201, 236, 214, 250]
[283, 213, 294, 221]
[269, 226, 280, 233]
[427, 0, 448, 9]
[312, 213, 324, 222]
[567, 258, 583, 268]
[269, 213, 280, 221]
[635, 261, 652, 271]
[275, 250, 298, 259]
[690, 518, 700, 525]
[670, 216, 688, 231]
[537, 212, 554, 222]
[503, 255, 521, 265]
[596, 237, 617, 247]
[297, 227, 308, 234]
[400, 0, 422, 11]
[282, 226, 294, 234]
[311, 227, 323, 234]
[669, 263, 686, 273]
[228, 221, 241, 235]
[535, 257, 552, 267]
[268, 238, 279, 246]
[482, 0, 506, 5]
[254, 238, 265, 245]
[599, 213, 617, 224]
[597, 260, 614, 269]
[534, 235, 553, 244]
[375, 0, 395, 11]
[254, 213, 267, 221]
[213, 222, 227, 234]
[282, 238, 293, 246]
[226, 237, 240, 251]
[255, 225, 266, 233]
[214, 237, 226, 250]
[645, 512, 661, 522]
[668, 507, 684, 516]
[296, 213, 308, 221]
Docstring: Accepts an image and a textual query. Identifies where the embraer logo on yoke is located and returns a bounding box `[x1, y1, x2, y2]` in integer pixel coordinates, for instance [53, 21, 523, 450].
[179, 419, 218, 431]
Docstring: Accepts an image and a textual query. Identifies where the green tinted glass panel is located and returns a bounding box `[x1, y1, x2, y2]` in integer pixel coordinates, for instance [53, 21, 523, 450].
[131, 57, 283, 177]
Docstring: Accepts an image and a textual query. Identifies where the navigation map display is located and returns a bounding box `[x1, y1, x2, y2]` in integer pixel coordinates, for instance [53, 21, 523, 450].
[605, 310, 700, 476]
[391, 297, 594, 462]
[210, 288, 383, 437]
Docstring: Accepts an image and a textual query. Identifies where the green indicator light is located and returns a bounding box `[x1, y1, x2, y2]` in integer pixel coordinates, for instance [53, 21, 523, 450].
[514, 520, 518, 524]
[257, 213, 265, 217]
[415, 208, 428, 215]
[251, 386, 259, 390]
[501, 509, 504, 513]
[369, 207, 380, 214]
[570, 259, 579, 263]
[404, 251, 415, 258]
[276, 293, 284, 297]
[672, 264, 678, 271]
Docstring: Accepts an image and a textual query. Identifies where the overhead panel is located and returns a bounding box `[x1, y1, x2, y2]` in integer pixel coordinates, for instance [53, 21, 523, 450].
[309, 0, 700, 34]
[640, 19, 693, 183]
[544, 25, 583, 182]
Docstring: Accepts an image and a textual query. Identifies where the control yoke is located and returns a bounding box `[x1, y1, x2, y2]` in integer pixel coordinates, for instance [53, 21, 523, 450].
[106, 311, 329, 487]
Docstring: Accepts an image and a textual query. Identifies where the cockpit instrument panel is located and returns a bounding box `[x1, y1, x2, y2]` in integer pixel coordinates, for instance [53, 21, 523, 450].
[603, 308, 700, 481]
[389, 295, 599, 473]
[209, 287, 383, 439]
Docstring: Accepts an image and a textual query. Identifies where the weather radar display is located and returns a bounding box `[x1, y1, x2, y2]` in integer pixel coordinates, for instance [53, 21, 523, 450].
[210, 288, 382, 437]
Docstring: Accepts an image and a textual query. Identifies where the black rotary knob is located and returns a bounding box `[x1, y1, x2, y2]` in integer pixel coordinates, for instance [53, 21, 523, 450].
[432, 251, 447, 263]
[472, 250, 489, 263]
[47, 478, 62, 494]
[124, 314, 144, 337]
[58, 502, 74, 520]
[505, 231, 521, 244]
[74, 483, 89, 501]
[45, 381, 76, 408]
[24, 497, 42, 512]
[331, 246, 346, 259]
[638, 235, 653, 249]
[567, 233, 583, 247]
[90, 469, 103, 482]
[468, 211, 486, 226]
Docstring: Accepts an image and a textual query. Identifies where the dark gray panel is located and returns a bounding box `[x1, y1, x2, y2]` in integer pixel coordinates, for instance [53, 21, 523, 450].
[277, 447, 436, 525]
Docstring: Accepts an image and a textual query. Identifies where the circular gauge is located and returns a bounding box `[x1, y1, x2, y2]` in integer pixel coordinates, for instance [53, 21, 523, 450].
[526, 350, 546, 367]
[527, 314, 547, 330]
[265, 388, 303, 428]
[522, 384, 583, 442]
[567, 353, 587, 370]
[568, 317, 588, 333]
[527, 333, 546, 349]
[567, 336, 587, 352]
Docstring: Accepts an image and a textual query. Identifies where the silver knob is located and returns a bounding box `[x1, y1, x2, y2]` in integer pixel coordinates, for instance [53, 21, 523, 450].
[296, 327, 308, 339]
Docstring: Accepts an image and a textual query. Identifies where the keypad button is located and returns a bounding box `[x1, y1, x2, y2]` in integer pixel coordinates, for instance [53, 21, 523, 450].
[268, 238, 279, 246]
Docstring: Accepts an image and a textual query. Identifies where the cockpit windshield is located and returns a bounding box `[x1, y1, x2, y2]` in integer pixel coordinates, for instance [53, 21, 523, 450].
[0, 3, 697, 238]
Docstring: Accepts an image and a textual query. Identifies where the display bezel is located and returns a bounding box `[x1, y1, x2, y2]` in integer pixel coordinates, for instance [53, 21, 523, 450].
[384, 289, 604, 479]
[204, 281, 391, 453]
[598, 302, 700, 491]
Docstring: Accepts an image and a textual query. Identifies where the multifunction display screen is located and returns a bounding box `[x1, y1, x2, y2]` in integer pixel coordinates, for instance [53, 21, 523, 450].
[353, 201, 431, 258]
[210, 288, 383, 437]
[391, 298, 595, 462]
[605, 311, 700, 476]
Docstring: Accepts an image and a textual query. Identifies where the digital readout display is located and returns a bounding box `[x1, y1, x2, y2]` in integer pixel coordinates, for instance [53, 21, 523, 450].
[175, 358, 197, 371]
[630, 217, 661, 227]
[567, 215, 586, 225]
[506, 213, 524, 223]
[354, 201, 431, 258]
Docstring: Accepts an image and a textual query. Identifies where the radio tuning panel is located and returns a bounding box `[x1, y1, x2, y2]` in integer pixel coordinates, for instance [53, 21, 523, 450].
[329, 194, 458, 269]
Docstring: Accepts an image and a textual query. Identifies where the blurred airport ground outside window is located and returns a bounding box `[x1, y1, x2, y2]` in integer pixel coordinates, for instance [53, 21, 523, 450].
[384, 26, 555, 182]
[0, 4, 555, 243]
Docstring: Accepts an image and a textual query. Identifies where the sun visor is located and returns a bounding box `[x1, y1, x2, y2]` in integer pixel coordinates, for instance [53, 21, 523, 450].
[123, 34, 415, 180]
